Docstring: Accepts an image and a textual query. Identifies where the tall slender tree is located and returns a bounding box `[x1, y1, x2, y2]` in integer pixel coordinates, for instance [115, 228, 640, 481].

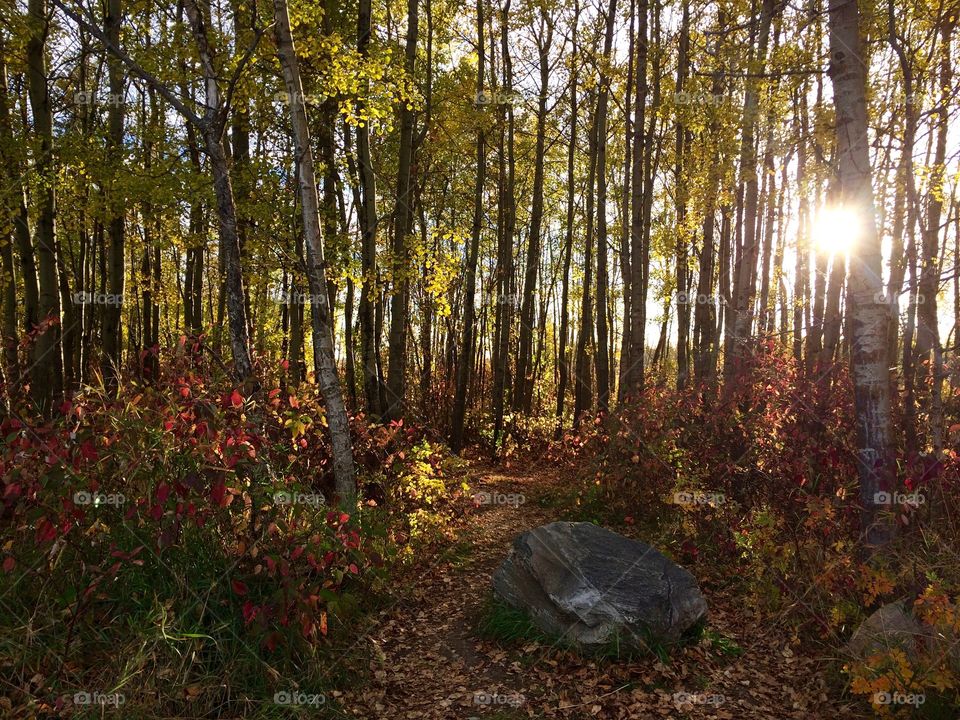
[273, 0, 356, 502]
[27, 0, 63, 414]
[593, 0, 617, 411]
[827, 0, 896, 549]
[451, 0, 486, 451]
[386, 0, 420, 420]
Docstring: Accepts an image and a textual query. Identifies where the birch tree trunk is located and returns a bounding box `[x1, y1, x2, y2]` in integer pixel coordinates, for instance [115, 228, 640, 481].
[273, 0, 357, 503]
[827, 0, 895, 550]
[792, 89, 809, 365]
[182, 0, 254, 380]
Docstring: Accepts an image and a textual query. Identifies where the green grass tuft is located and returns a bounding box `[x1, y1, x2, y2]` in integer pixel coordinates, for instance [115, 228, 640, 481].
[476, 596, 552, 645]
[476, 595, 701, 663]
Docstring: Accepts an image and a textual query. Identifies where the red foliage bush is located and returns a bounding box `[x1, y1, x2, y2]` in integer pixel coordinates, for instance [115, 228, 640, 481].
[0, 341, 458, 715]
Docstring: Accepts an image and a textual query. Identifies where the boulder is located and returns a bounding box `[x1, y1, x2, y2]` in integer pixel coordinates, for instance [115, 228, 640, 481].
[492, 521, 707, 651]
[848, 601, 930, 659]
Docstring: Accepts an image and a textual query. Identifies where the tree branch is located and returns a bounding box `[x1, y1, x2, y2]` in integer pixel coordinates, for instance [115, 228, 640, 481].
[219, 23, 272, 133]
[51, 0, 203, 128]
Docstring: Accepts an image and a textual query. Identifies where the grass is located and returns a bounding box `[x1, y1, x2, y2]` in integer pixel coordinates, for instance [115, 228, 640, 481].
[0, 517, 378, 720]
[475, 595, 702, 664]
[444, 539, 476, 570]
[698, 627, 744, 657]
[476, 596, 552, 645]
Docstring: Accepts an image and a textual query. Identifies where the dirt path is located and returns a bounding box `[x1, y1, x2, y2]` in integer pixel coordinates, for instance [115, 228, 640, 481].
[336, 462, 867, 719]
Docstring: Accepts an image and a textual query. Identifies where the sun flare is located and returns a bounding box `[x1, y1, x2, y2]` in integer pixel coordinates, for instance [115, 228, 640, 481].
[812, 206, 860, 256]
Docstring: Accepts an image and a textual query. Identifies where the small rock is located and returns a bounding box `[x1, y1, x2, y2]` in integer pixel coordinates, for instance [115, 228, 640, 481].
[848, 601, 931, 659]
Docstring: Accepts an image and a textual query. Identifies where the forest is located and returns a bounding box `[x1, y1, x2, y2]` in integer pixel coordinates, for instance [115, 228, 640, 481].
[0, 0, 959, 716]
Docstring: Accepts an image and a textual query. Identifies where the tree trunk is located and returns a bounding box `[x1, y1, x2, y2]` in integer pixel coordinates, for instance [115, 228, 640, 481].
[773, 159, 789, 341]
[885, 0, 920, 376]
[0, 47, 21, 391]
[574, 91, 598, 426]
[451, 0, 486, 451]
[356, 0, 382, 418]
[757, 145, 776, 339]
[594, 0, 617, 411]
[827, 0, 896, 550]
[274, 0, 357, 503]
[673, 0, 690, 389]
[792, 93, 807, 364]
[386, 0, 419, 421]
[418, 207, 434, 409]
[515, 7, 547, 414]
[617, 0, 635, 403]
[27, 0, 63, 415]
[183, 119, 205, 337]
[820, 251, 845, 367]
[339, 176, 357, 406]
[625, 0, 648, 394]
[99, 0, 125, 385]
[693, 22, 724, 384]
[492, 3, 518, 440]
[555, 2, 578, 437]
[181, 0, 254, 380]
[913, 15, 952, 454]
[724, 0, 775, 386]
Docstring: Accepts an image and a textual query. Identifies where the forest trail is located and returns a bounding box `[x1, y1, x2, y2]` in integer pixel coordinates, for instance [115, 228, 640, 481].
[335, 462, 867, 720]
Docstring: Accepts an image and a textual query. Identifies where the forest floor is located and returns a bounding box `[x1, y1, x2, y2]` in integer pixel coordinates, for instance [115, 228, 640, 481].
[334, 460, 871, 719]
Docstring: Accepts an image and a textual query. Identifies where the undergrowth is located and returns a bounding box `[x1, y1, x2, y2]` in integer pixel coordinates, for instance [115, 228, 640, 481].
[0, 348, 468, 719]
[555, 350, 960, 717]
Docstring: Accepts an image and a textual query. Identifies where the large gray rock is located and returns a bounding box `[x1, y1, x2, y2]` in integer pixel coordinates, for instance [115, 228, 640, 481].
[848, 601, 931, 659]
[492, 521, 708, 651]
